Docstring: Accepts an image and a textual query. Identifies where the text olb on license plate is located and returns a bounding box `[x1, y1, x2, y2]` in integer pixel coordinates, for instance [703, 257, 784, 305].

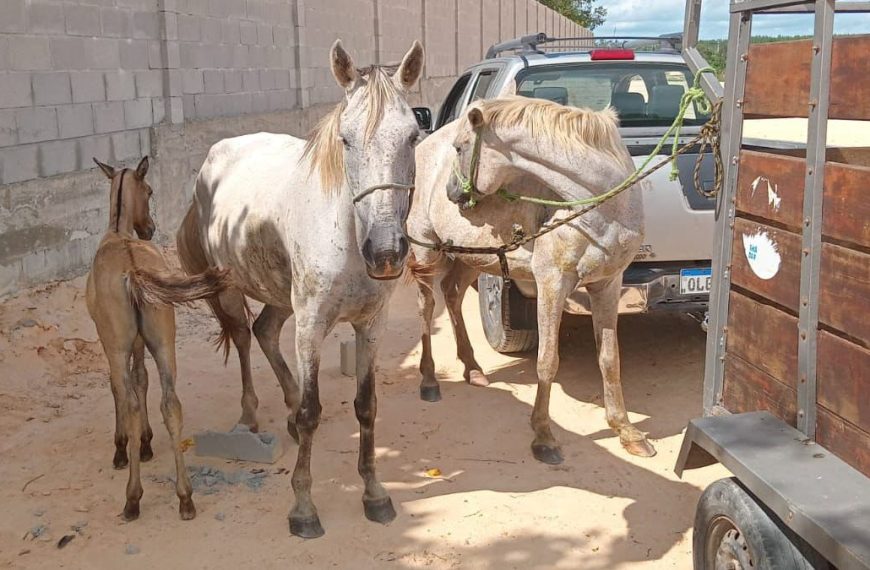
[680, 267, 712, 295]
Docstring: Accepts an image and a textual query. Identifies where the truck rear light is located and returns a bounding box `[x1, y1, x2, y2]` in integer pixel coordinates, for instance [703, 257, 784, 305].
[590, 49, 635, 61]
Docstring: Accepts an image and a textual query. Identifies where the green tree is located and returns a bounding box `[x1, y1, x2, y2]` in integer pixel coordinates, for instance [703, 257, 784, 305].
[539, 0, 607, 30]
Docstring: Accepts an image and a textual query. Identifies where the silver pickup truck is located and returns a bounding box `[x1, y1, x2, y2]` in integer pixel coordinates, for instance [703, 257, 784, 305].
[413, 33, 715, 352]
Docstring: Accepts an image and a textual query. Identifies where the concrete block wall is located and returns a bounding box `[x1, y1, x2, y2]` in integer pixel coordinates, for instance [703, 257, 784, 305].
[0, 0, 588, 296]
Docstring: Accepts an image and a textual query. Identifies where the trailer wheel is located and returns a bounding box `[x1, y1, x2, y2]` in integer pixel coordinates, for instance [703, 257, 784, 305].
[478, 273, 538, 353]
[693, 478, 828, 570]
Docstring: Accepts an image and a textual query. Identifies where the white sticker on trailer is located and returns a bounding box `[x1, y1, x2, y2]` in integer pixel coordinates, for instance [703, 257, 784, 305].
[742, 231, 781, 280]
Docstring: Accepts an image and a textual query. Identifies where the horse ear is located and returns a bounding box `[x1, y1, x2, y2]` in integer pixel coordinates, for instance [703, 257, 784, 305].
[330, 39, 359, 91]
[135, 156, 149, 179]
[467, 107, 485, 129]
[93, 158, 116, 179]
[393, 40, 424, 91]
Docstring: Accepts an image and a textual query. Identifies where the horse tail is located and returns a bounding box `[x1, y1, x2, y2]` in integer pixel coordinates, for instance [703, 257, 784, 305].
[405, 250, 439, 291]
[127, 265, 232, 306]
[176, 203, 245, 364]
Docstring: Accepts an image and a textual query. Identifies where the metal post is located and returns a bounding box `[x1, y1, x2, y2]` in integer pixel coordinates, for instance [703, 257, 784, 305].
[796, 0, 834, 437]
[702, 8, 752, 414]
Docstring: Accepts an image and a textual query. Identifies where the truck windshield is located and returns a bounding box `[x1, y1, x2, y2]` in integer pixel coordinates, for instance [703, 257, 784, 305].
[516, 62, 710, 128]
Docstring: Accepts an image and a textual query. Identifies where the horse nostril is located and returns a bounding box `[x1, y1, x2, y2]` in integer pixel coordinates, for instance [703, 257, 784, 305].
[397, 237, 409, 260]
[362, 238, 375, 264]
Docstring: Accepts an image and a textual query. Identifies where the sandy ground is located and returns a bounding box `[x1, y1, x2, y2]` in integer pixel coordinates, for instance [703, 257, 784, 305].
[0, 250, 729, 570]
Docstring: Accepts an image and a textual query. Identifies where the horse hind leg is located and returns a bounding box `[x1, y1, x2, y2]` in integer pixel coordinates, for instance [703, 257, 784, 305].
[587, 278, 656, 458]
[415, 270, 441, 402]
[140, 306, 196, 520]
[131, 336, 154, 462]
[213, 289, 259, 431]
[252, 304, 300, 443]
[440, 262, 488, 387]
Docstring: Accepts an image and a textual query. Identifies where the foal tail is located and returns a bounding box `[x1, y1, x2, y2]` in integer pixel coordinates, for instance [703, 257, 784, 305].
[176, 204, 250, 363]
[127, 266, 232, 307]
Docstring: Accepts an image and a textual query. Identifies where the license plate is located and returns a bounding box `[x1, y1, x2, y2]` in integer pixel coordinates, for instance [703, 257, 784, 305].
[680, 267, 712, 295]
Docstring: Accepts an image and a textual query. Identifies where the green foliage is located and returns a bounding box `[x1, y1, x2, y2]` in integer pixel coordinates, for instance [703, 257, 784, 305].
[697, 35, 815, 79]
[538, 0, 607, 30]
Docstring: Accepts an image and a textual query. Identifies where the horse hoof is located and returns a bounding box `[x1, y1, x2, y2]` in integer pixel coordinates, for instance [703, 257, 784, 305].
[122, 502, 140, 522]
[467, 370, 489, 387]
[113, 451, 129, 470]
[288, 514, 325, 539]
[622, 438, 657, 458]
[363, 496, 397, 524]
[420, 385, 442, 403]
[140, 442, 154, 462]
[179, 498, 196, 521]
[532, 443, 564, 465]
[286, 418, 300, 445]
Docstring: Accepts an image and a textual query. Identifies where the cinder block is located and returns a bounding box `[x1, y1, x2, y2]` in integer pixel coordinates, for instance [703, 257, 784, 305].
[223, 70, 242, 93]
[58, 104, 94, 139]
[132, 11, 160, 40]
[201, 17, 221, 44]
[28, 2, 65, 34]
[139, 127, 151, 154]
[50, 37, 87, 70]
[340, 340, 355, 377]
[10, 37, 52, 71]
[194, 424, 283, 464]
[101, 7, 132, 37]
[221, 20, 240, 44]
[119, 40, 150, 69]
[181, 69, 204, 94]
[207, 0, 231, 18]
[182, 93, 195, 117]
[0, 0, 25, 33]
[15, 107, 58, 144]
[135, 70, 162, 97]
[0, 38, 8, 70]
[105, 70, 135, 101]
[151, 97, 165, 124]
[203, 69, 223, 94]
[242, 69, 259, 92]
[178, 14, 201, 42]
[76, 134, 112, 170]
[0, 109, 16, 146]
[124, 98, 152, 128]
[38, 139, 78, 177]
[251, 92, 267, 113]
[93, 101, 125, 133]
[70, 72, 105, 103]
[0, 73, 33, 108]
[65, 4, 101, 36]
[111, 129, 141, 161]
[240, 21, 257, 45]
[257, 24, 273, 46]
[0, 144, 38, 184]
[33, 72, 72, 106]
[89, 38, 121, 69]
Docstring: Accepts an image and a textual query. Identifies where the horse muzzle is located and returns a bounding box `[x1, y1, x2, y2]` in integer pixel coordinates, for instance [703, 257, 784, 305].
[362, 237, 409, 281]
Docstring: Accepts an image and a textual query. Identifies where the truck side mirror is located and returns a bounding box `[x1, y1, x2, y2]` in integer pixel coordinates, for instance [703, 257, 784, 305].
[412, 107, 433, 132]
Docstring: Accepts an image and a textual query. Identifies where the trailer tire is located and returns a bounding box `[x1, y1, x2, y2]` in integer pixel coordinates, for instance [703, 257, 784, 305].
[693, 478, 830, 570]
[478, 274, 538, 353]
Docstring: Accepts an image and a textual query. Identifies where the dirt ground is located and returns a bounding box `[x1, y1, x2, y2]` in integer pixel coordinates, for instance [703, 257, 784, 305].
[0, 252, 729, 569]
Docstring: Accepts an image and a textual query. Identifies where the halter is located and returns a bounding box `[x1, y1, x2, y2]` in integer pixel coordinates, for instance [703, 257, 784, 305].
[451, 127, 485, 207]
[352, 182, 414, 204]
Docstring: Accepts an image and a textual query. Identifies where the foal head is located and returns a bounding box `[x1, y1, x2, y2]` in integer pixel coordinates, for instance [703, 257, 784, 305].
[94, 156, 155, 240]
[306, 40, 425, 280]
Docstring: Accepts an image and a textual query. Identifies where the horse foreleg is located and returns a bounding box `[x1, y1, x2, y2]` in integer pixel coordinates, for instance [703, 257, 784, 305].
[530, 267, 577, 465]
[416, 271, 441, 402]
[353, 311, 396, 524]
[252, 304, 300, 443]
[131, 336, 154, 462]
[440, 262, 488, 387]
[587, 278, 656, 457]
[141, 307, 196, 519]
[288, 310, 331, 538]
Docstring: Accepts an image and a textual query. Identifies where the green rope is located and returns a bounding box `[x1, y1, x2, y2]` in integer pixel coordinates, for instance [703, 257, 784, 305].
[486, 66, 716, 209]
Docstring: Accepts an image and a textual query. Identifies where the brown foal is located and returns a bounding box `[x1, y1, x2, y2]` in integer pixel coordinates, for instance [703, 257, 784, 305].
[85, 156, 230, 521]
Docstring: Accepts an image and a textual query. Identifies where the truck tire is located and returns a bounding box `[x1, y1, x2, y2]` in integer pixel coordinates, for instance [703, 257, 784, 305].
[478, 273, 538, 353]
[693, 478, 830, 570]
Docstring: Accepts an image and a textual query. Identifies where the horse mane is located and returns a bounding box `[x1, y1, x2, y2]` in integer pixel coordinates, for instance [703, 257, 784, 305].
[109, 169, 129, 233]
[471, 96, 630, 167]
[302, 66, 401, 193]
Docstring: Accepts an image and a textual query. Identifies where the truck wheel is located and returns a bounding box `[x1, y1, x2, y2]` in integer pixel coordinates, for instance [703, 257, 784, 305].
[478, 273, 538, 353]
[693, 478, 829, 570]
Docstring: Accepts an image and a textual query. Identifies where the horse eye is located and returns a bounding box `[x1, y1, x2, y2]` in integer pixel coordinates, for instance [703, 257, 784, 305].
[454, 145, 461, 154]
[340, 136, 350, 148]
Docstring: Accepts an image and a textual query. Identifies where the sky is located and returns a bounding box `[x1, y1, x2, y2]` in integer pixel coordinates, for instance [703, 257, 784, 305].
[599, 0, 870, 39]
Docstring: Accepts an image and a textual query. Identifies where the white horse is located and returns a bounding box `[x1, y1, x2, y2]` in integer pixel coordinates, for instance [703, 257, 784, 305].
[407, 96, 655, 464]
[177, 39, 424, 538]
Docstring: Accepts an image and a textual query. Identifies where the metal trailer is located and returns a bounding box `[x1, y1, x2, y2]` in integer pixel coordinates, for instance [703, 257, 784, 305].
[675, 1, 870, 568]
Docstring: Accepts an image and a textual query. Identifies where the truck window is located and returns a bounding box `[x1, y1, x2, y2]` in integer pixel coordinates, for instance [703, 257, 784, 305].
[516, 63, 709, 128]
[468, 69, 499, 103]
[436, 73, 472, 129]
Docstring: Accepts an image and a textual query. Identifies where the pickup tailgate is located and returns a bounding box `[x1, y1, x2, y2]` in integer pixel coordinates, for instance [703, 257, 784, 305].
[629, 145, 715, 263]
